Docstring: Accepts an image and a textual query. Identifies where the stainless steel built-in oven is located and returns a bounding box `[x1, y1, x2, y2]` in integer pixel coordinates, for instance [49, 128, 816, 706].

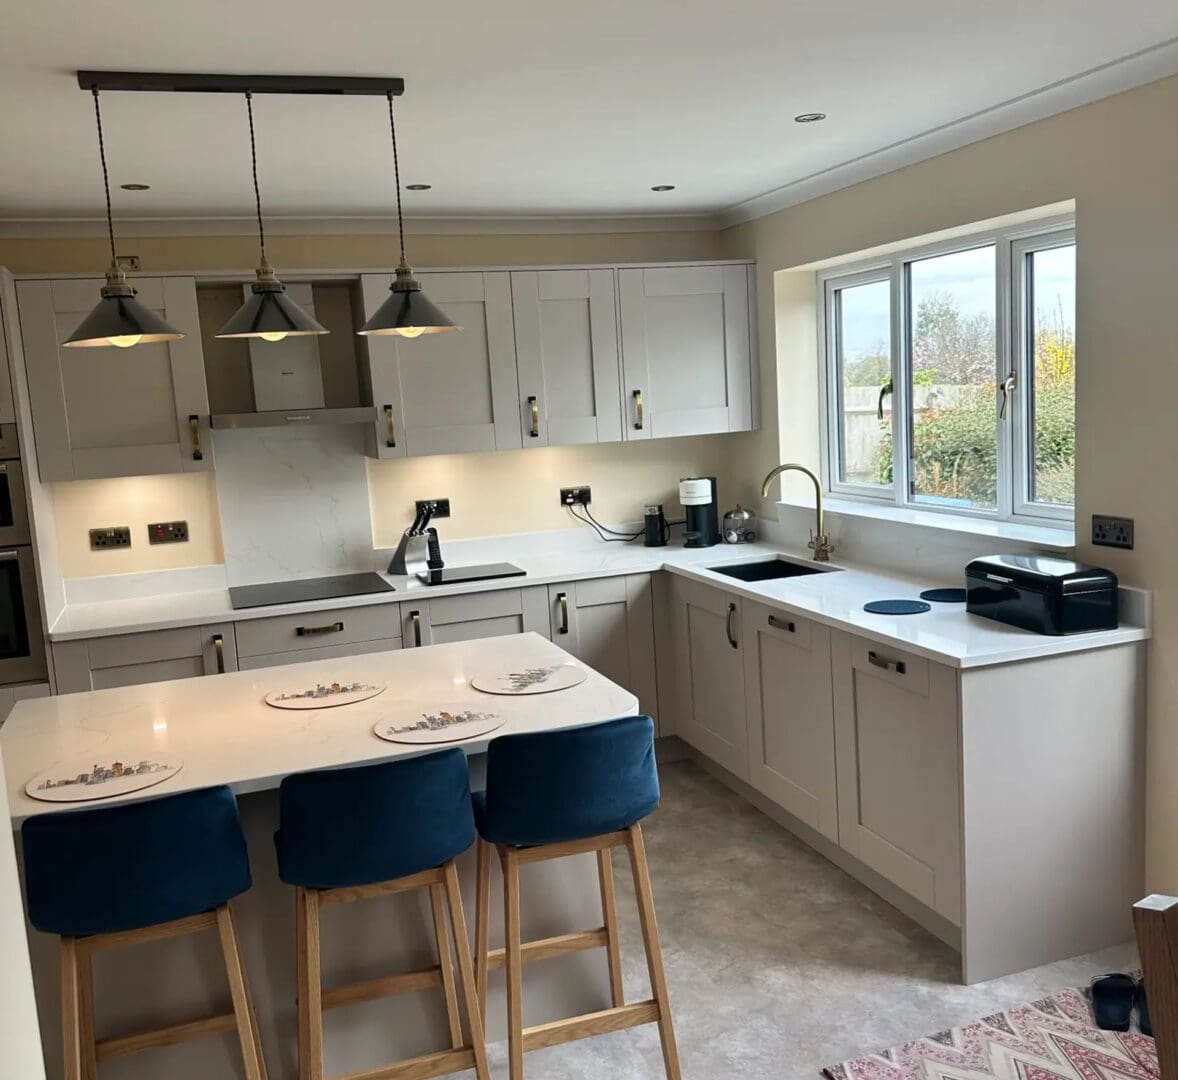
[0, 546, 46, 684]
[0, 458, 31, 546]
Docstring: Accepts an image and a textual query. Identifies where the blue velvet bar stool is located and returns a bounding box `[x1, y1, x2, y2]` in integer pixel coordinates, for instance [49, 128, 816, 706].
[21, 785, 266, 1080]
[472, 715, 681, 1080]
[276, 748, 490, 1080]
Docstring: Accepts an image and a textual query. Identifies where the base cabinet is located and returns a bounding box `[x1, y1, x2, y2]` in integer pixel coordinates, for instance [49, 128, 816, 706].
[547, 574, 659, 725]
[400, 588, 550, 648]
[743, 601, 838, 843]
[830, 629, 962, 925]
[670, 577, 748, 779]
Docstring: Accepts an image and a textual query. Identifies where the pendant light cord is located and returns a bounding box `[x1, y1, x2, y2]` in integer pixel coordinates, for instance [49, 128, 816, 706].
[386, 91, 407, 265]
[245, 92, 267, 265]
[91, 89, 117, 266]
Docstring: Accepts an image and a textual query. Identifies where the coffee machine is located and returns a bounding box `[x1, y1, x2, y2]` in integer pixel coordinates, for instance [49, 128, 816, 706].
[679, 477, 720, 548]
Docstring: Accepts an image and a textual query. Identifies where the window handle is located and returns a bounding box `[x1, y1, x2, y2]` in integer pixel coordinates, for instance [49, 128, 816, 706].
[998, 369, 1017, 420]
[876, 376, 894, 421]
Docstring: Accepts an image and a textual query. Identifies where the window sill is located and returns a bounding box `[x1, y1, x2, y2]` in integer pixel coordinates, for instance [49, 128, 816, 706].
[777, 495, 1075, 550]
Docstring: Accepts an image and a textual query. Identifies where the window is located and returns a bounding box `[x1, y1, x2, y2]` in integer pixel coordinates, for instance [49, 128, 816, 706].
[820, 219, 1075, 526]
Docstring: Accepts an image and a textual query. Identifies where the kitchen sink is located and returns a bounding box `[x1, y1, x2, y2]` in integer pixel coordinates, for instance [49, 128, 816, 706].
[708, 557, 839, 582]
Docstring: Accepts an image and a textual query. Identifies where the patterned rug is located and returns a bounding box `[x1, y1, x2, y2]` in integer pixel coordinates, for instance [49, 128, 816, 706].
[823, 985, 1157, 1079]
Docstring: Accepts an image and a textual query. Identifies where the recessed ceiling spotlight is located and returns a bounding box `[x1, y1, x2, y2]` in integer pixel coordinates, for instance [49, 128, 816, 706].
[794, 112, 826, 123]
[651, 184, 675, 192]
[406, 183, 431, 191]
[120, 182, 151, 191]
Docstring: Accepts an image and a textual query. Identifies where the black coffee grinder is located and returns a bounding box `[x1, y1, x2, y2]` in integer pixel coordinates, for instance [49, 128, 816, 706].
[679, 477, 720, 547]
[644, 504, 669, 547]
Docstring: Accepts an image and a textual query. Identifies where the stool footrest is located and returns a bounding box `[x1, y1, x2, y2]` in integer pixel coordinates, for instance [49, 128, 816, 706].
[323, 965, 445, 1010]
[485, 927, 609, 972]
[335, 1045, 476, 1080]
[522, 1000, 661, 1052]
[95, 1010, 238, 1060]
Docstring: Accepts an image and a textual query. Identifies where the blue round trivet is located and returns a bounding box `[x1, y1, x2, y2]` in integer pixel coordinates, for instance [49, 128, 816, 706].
[919, 588, 967, 603]
[863, 599, 931, 615]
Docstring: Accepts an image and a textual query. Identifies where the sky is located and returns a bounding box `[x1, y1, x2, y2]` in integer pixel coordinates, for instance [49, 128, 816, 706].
[839, 242, 1076, 361]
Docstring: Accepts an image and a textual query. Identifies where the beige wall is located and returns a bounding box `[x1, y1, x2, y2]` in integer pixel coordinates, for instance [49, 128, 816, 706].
[720, 73, 1178, 891]
[1, 228, 734, 578]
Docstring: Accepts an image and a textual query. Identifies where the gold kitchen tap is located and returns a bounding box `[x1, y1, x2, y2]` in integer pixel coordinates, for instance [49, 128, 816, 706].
[760, 463, 833, 562]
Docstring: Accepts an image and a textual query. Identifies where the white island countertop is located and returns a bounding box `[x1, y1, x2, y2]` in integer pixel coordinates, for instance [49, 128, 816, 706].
[46, 539, 1149, 670]
[3, 633, 637, 826]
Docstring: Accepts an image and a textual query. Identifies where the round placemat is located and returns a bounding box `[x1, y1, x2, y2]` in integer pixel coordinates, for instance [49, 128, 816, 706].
[471, 664, 588, 696]
[374, 704, 507, 745]
[265, 680, 386, 710]
[863, 599, 932, 616]
[26, 751, 184, 803]
[920, 588, 967, 604]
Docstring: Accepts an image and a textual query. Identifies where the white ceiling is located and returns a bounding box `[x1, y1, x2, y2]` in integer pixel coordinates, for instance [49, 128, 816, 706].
[2, 0, 1178, 226]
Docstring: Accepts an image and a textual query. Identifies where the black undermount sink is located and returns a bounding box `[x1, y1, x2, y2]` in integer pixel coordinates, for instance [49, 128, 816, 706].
[708, 557, 838, 582]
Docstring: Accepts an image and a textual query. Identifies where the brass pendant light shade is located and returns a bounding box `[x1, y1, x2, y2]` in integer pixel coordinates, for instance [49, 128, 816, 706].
[63, 90, 186, 349]
[216, 93, 327, 342]
[359, 93, 459, 338]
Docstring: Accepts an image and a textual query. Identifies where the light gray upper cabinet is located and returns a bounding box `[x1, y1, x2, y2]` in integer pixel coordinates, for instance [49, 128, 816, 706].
[618, 264, 755, 440]
[511, 269, 622, 447]
[831, 629, 962, 925]
[548, 574, 658, 724]
[669, 576, 748, 779]
[17, 277, 213, 481]
[400, 588, 550, 648]
[743, 601, 838, 843]
[361, 271, 521, 459]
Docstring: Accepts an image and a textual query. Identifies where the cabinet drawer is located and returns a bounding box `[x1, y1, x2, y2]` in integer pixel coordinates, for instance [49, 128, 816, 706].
[237, 636, 403, 671]
[573, 575, 629, 606]
[235, 603, 400, 658]
[426, 589, 528, 626]
[86, 626, 209, 669]
[846, 637, 930, 698]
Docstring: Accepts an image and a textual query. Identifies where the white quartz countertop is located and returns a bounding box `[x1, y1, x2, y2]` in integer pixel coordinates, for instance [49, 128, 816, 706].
[46, 541, 1149, 670]
[3, 634, 638, 825]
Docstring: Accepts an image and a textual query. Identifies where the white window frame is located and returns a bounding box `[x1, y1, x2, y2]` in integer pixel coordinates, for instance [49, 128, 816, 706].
[817, 216, 1075, 529]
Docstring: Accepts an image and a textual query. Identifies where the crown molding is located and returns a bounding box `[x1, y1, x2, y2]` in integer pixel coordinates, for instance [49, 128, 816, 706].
[717, 35, 1178, 228]
[0, 212, 724, 240]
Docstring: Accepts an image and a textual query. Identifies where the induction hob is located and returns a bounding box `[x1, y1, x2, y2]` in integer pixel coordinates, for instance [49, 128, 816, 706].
[228, 572, 395, 610]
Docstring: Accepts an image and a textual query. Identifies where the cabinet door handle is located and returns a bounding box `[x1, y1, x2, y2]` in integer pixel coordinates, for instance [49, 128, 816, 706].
[384, 404, 396, 448]
[188, 414, 203, 461]
[212, 633, 225, 674]
[296, 621, 344, 637]
[726, 602, 738, 649]
[632, 389, 644, 430]
[557, 591, 569, 635]
[767, 614, 796, 633]
[410, 609, 422, 647]
[528, 395, 539, 438]
[867, 650, 906, 675]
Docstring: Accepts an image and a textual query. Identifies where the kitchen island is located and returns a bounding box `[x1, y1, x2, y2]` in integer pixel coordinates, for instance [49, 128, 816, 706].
[5, 633, 638, 1080]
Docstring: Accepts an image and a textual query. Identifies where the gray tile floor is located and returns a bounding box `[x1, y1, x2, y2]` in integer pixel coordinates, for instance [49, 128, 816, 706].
[486, 760, 1137, 1079]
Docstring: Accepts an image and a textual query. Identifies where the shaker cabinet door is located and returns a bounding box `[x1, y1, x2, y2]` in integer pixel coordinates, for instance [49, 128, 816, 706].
[618, 264, 754, 440]
[511, 269, 622, 447]
[17, 277, 212, 481]
[743, 602, 838, 841]
[362, 272, 521, 459]
[831, 630, 962, 925]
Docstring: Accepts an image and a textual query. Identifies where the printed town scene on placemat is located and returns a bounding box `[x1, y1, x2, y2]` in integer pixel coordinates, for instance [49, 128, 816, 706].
[265, 680, 386, 710]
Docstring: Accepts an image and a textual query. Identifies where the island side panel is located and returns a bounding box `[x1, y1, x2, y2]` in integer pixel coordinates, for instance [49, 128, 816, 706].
[959, 642, 1145, 984]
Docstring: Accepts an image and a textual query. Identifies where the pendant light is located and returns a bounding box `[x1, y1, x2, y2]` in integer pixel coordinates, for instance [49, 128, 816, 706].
[359, 92, 459, 338]
[63, 90, 185, 349]
[216, 92, 327, 342]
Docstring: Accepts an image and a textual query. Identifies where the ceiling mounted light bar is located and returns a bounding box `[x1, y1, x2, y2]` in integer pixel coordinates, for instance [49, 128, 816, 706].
[76, 71, 405, 97]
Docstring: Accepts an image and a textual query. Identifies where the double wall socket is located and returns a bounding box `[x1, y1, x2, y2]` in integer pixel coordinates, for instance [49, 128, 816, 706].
[1092, 514, 1134, 550]
[560, 486, 592, 507]
[89, 526, 131, 550]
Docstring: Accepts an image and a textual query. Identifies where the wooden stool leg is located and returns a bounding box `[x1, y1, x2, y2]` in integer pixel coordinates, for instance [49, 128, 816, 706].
[430, 883, 463, 1048]
[501, 846, 525, 1080]
[60, 938, 82, 1080]
[475, 837, 491, 1019]
[443, 861, 492, 1080]
[76, 946, 98, 1080]
[597, 847, 626, 1008]
[216, 903, 269, 1080]
[626, 825, 682, 1080]
[296, 887, 324, 1080]
[1134, 895, 1178, 1073]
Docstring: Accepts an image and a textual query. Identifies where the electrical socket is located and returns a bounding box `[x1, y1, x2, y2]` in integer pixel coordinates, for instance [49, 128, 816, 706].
[415, 498, 451, 519]
[1092, 514, 1134, 550]
[148, 521, 189, 545]
[559, 486, 592, 507]
[89, 526, 131, 550]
